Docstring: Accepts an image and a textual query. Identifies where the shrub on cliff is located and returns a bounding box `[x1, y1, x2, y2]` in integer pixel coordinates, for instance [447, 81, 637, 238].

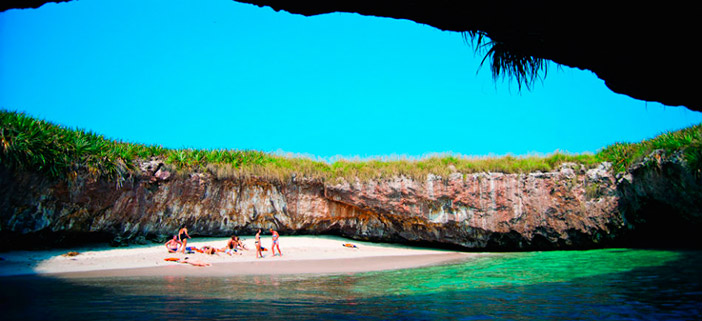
[3, 110, 699, 184]
[597, 124, 702, 173]
[0, 110, 131, 182]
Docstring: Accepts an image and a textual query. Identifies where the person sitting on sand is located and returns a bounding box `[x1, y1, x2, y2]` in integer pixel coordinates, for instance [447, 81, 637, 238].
[165, 236, 180, 253]
[235, 236, 248, 250]
[270, 228, 282, 256]
[224, 235, 240, 255]
[177, 226, 191, 254]
[255, 229, 263, 258]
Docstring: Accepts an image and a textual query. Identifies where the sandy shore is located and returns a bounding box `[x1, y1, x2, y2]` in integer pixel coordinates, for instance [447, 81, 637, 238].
[0, 235, 474, 278]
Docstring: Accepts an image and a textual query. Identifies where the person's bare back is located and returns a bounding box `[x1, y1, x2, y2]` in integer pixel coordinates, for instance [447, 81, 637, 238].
[177, 227, 191, 253]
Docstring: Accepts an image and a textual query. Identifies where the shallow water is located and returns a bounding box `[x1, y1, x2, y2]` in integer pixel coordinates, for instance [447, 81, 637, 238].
[1, 248, 700, 320]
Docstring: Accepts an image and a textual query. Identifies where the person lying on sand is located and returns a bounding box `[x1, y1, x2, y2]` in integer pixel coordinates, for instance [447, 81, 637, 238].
[163, 257, 211, 267]
[200, 245, 220, 255]
[181, 258, 211, 267]
[165, 236, 180, 253]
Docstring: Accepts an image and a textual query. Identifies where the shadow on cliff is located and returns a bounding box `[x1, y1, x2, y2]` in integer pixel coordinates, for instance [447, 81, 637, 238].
[614, 158, 702, 250]
[617, 199, 702, 249]
[0, 231, 114, 252]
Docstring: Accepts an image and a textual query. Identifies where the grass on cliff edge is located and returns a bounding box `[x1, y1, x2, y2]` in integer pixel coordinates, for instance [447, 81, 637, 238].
[597, 123, 702, 173]
[1, 110, 700, 184]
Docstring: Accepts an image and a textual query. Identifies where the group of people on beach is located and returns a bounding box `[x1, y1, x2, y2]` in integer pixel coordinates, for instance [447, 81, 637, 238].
[165, 227, 191, 253]
[165, 226, 282, 258]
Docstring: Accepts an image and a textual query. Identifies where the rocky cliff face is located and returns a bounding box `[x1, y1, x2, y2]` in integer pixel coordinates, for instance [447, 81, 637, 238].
[614, 151, 702, 248]
[1, 154, 700, 250]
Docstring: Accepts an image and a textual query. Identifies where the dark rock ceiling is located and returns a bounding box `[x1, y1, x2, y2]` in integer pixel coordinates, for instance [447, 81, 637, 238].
[3, 1, 700, 113]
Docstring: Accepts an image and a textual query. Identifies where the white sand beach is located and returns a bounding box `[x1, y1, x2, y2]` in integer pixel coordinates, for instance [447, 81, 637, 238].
[0, 235, 473, 278]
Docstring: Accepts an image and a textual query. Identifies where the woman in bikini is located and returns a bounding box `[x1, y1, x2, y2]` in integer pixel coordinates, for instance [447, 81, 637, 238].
[255, 229, 263, 258]
[270, 228, 282, 256]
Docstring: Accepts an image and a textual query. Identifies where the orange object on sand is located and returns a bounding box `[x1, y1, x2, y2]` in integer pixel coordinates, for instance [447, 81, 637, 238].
[343, 243, 358, 248]
[164, 257, 180, 262]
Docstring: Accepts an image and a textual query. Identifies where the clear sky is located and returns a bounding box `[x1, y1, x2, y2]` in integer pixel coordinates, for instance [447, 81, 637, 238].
[1, 0, 701, 160]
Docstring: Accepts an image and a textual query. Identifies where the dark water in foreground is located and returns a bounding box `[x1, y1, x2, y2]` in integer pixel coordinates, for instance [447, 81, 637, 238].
[1, 249, 700, 320]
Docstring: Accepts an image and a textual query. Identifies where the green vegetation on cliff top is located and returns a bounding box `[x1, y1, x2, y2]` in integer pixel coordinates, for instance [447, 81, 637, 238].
[1, 110, 700, 183]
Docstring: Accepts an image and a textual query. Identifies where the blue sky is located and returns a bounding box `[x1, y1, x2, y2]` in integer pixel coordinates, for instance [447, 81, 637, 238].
[1, 0, 701, 160]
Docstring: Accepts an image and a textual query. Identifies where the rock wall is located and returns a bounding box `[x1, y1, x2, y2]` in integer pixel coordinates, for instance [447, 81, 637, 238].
[0, 159, 616, 250]
[614, 151, 702, 248]
[1, 154, 700, 250]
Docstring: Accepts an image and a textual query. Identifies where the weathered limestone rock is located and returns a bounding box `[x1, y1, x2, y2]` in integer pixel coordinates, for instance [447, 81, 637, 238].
[1, 155, 700, 250]
[323, 163, 621, 249]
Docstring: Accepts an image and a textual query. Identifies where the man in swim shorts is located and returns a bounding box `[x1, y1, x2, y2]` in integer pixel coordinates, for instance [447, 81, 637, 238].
[165, 236, 180, 253]
[270, 228, 282, 256]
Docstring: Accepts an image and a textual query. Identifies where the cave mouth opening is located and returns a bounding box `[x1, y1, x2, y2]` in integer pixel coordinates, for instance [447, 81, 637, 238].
[625, 199, 702, 249]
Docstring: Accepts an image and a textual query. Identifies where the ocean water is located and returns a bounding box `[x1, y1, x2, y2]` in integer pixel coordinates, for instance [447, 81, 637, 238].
[1, 248, 700, 320]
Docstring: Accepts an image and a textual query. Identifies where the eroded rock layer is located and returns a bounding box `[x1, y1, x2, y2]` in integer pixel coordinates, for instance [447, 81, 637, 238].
[0, 161, 635, 250]
[3, 153, 701, 250]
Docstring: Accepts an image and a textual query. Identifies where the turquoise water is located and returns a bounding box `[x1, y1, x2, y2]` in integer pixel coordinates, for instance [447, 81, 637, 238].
[2, 249, 700, 320]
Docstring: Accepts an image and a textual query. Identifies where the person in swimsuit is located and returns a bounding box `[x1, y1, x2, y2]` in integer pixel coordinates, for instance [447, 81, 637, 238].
[201, 245, 218, 255]
[181, 258, 211, 267]
[165, 236, 180, 253]
[224, 235, 238, 255]
[270, 228, 282, 256]
[235, 236, 248, 250]
[255, 229, 263, 258]
[177, 226, 191, 253]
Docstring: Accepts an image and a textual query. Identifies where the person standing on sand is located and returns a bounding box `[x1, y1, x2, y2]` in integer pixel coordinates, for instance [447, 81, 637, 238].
[270, 228, 282, 256]
[177, 226, 191, 253]
[255, 229, 263, 258]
